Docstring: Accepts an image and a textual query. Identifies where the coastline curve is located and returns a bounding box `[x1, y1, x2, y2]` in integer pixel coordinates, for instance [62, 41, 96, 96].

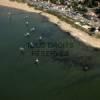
[0, 0, 100, 48]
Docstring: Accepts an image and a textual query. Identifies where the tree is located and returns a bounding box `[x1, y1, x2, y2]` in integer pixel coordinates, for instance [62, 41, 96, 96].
[83, 0, 99, 7]
[50, 0, 57, 4]
[60, 0, 64, 5]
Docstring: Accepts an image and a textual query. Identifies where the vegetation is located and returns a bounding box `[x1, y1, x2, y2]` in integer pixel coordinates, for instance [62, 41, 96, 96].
[82, 0, 100, 8]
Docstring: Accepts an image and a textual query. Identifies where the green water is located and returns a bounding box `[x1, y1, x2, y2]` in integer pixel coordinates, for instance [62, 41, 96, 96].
[0, 6, 100, 100]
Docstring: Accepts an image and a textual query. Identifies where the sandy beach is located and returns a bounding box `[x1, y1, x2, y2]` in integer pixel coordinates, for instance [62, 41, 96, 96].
[0, 0, 100, 48]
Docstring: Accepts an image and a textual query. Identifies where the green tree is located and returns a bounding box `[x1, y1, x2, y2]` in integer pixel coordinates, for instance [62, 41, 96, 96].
[50, 0, 57, 4]
[60, 0, 64, 5]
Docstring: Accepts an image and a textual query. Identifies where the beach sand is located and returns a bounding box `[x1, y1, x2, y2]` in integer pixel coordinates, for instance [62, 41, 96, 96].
[0, 0, 100, 48]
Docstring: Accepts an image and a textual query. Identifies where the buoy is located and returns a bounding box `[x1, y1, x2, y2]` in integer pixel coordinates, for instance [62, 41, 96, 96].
[24, 32, 30, 37]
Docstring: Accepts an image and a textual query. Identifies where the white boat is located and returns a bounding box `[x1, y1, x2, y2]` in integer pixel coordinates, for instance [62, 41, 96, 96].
[19, 47, 24, 51]
[24, 16, 29, 19]
[30, 27, 35, 32]
[8, 12, 11, 15]
[34, 58, 39, 64]
[25, 21, 29, 25]
[24, 32, 30, 37]
[19, 47, 25, 54]
[39, 36, 42, 40]
[30, 42, 34, 48]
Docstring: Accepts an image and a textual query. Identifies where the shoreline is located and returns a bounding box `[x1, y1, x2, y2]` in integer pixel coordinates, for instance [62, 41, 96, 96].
[0, 0, 100, 48]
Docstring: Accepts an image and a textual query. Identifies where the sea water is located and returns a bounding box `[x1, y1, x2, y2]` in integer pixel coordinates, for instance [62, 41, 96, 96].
[0, 6, 100, 100]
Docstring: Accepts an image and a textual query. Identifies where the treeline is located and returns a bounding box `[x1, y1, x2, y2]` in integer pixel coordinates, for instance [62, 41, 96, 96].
[9, 0, 65, 4]
[9, 0, 100, 7]
[82, 0, 100, 8]
[43, 0, 100, 7]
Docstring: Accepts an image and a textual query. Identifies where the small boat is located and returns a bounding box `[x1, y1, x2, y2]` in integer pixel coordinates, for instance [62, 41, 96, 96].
[30, 42, 34, 48]
[39, 36, 42, 40]
[19, 47, 25, 54]
[24, 16, 29, 19]
[24, 32, 30, 37]
[8, 12, 11, 15]
[34, 58, 39, 64]
[83, 66, 89, 71]
[25, 21, 29, 25]
[19, 47, 24, 51]
[30, 27, 35, 32]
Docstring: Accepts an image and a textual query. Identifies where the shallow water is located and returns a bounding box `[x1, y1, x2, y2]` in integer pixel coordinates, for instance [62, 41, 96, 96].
[0, 6, 100, 100]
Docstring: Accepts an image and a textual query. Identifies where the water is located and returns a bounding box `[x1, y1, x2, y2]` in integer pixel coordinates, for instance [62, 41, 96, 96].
[0, 6, 100, 100]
